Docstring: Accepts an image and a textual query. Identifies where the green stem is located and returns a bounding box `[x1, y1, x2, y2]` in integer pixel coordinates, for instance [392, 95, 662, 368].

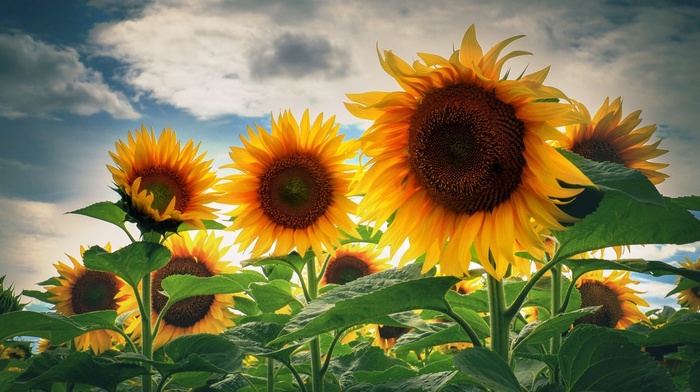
[306, 254, 324, 392]
[282, 362, 308, 392]
[267, 358, 275, 392]
[550, 264, 563, 384]
[439, 302, 483, 348]
[141, 272, 153, 392]
[486, 271, 509, 362]
[558, 273, 579, 314]
[504, 255, 562, 320]
[320, 329, 347, 375]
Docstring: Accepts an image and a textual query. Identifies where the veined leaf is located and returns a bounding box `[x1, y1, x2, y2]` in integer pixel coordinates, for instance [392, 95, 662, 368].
[83, 242, 171, 289]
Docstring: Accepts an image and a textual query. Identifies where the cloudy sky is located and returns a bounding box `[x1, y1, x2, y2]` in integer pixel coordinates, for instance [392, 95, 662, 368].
[1, 0, 699, 311]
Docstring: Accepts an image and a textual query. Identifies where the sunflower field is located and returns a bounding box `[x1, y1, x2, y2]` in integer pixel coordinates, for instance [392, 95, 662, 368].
[2, 24, 700, 392]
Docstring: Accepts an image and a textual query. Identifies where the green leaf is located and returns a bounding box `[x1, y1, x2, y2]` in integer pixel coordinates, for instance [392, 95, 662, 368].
[159, 333, 243, 376]
[20, 290, 55, 305]
[68, 201, 127, 230]
[562, 258, 700, 282]
[641, 313, 700, 347]
[454, 347, 523, 392]
[559, 325, 673, 391]
[340, 225, 383, 244]
[559, 149, 663, 205]
[177, 219, 226, 231]
[0, 311, 84, 343]
[328, 346, 407, 389]
[349, 370, 459, 391]
[393, 322, 478, 354]
[14, 349, 149, 391]
[554, 194, 700, 261]
[271, 265, 460, 343]
[160, 275, 244, 305]
[221, 270, 268, 290]
[514, 307, 599, 348]
[83, 242, 171, 289]
[247, 280, 297, 313]
[689, 358, 700, 392]
[527, 277, 581, 314]
[669, 195, 700, 211]
[222, 322, 300, 364]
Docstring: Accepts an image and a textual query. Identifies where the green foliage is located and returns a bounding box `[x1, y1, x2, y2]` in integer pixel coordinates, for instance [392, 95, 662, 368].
[454, 347, 523, 392]
[83, 242, 171, 289]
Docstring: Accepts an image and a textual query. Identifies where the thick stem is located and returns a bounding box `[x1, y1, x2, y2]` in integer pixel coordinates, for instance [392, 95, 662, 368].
[267, 358, 275, 392]
[306, 255, 324, 392]
[504, 256, 562, 320]
[141, 272, 153, 392]
[486, 271, 509, 362]
[550, 264, 562, 384]
[439, 302, 483, 348]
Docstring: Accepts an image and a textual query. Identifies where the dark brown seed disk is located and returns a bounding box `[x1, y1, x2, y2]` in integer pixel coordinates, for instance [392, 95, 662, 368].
[259, 154, 332, 229]
[572, 139, 624, 164]
[324, 255, 372, 285]
[152, 256, 214, 328]
[377, 325, 412, 340]
[71, 270, 120, 314]
[408, 84, 526, 214]
[137, 167, 190, 213]
[575, 281, 624, 328]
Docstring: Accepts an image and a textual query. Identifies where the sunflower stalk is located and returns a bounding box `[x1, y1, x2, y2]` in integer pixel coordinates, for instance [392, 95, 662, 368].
[550, 263, 563, 384]
[486, 256, 509, 362]
[306, 253, 325, 392]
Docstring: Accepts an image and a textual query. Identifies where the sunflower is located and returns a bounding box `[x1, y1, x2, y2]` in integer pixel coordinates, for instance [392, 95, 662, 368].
[108, 125, 219, 233]
[559, 97, 668, 184]
[452, 276, 484, 295]
[346, 25, 591, 279]
[123, 231, 237, 349]
[574, 270, 649, 329]
[372, 325, 412, 353]
[676, 258, 700, 312]
[44, 244, 127, 354]
[320, 243, 390, 285]
[218, 110, 358, 259]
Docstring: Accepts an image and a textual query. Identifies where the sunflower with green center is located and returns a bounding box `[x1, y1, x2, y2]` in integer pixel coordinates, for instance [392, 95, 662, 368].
[346, 25, 592, 279]
[574, 270, 649, 329]
[108, 126, 219, 233]
[559, 97, 668, 184]
[122, 231, 237, 349]
[44, 244, 128, 354]
[676, 258, 700, 312]
[218, 110, 358, 258]
[321, 243, 390, 285]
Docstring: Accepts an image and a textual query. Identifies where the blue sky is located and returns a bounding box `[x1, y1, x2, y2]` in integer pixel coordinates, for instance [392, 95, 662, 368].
[1, 0, 699, 311]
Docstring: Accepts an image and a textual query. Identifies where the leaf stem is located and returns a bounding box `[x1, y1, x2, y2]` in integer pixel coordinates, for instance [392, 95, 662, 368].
[486, 270, 509, 362]
[504, 255, 562, 319]
[440, 301, 483, 348]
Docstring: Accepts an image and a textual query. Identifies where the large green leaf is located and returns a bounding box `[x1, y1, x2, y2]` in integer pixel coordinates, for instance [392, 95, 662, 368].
[222, 321, 300, 364]
[328, 346, 407, 389]
[559, 149, 664, 205]
[454, 347, 523, 392]
[513, 307, 598, 348]
[0, 311, 115, 344]
[554, 193, 700, 261]
[348, 370, 459, 391]
[270, 265, 460, 343]
[160, 275, 244, 305]
[69, 201, 127, 230]
[247, 280, 298, 313]
[669, 195, 700, 211]
[640, 313, 700, 347]
[160, 333, 242, 376]
[177, 219, 226, 231]
[83, 242, 171, 288]
[14, 349, 149, 391]
[562, 258, 700, 282]
[559, 325, 673, 391]
[393, 321, 482, 354]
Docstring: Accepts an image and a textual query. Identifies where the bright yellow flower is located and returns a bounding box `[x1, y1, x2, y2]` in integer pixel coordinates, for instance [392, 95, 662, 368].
[452, 276, 484, 295]
[44, 244, 127, 354]
[123, 231, 237, 349]
[218, 110, 358, 258]
[676, 258, 700, 312]
[321, 243, 390, 285]
[346, 25, 592, 279]
[108, 126, 219, 232]
[559, 97, 668, 184]
[575, 270, 649, 329]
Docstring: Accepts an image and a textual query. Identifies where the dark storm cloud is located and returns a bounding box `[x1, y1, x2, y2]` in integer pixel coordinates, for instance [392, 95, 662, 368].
[249, 32, 350, 80]
[0, 34, 139, 120]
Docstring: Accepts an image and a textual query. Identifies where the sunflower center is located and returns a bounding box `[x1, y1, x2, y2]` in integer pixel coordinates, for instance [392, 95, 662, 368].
[324, 255, 372, 285]
[572, 139, 624, 164]
[692, 285, 700, 297]
[259, 154, 332, 229]
[408, 84, 526, 214]
[152, 256, 214, 328]
[378, 325, 411, 340]
[70, 271, 120, 314]
[575, 281, 624, 328]
[137, 167, 190, 213]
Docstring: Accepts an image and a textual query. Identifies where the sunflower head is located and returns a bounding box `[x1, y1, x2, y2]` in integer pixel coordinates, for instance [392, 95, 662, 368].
[0, 275, 25, 315]
[108, 126, 220, 235]
[321, 243, 389, 285]
[574, 270, 649, 329]
[43, 244, 128, 354]
[123, 231, 237, 349]
[217, 109, 359, 259]
[0, 344, 31, 361]
[676, 258, 700, 312]
[373, 325, 412, 353]
[559, 97, 669, 185]
[346, 24, 592, 280]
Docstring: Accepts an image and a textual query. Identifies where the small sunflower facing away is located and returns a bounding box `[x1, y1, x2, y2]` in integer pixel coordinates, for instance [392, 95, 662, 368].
[373, 325, 412, 353]
[321, 243, 390, 285]
[346, 25, 592, 279]
[123, 231, 237, 349]
[559, 97, 669, 184]
[574, 270, 649, 329]
[218, 110, 358, 258]
[676, 258, 700, 312]
[108, 126, 219, 233]
[44, 244, 127, 354]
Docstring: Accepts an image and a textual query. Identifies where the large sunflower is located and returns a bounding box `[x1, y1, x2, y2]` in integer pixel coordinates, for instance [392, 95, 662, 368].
[123, 231, 237, 349]
[108, 126, 219, 232]
[559, 97, 668, 184]
[321, 243, 390, 285]
[676, 258, 700, 312]
[218, 110, 358, 258]
[45, 244, 128, 354]
[346, 25, 592, 279]
[574, 270, 649, 329]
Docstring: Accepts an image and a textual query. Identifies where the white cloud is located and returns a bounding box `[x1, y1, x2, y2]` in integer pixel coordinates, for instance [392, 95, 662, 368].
[0, 34, 140, 120]
[625, 242, 700, 262]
